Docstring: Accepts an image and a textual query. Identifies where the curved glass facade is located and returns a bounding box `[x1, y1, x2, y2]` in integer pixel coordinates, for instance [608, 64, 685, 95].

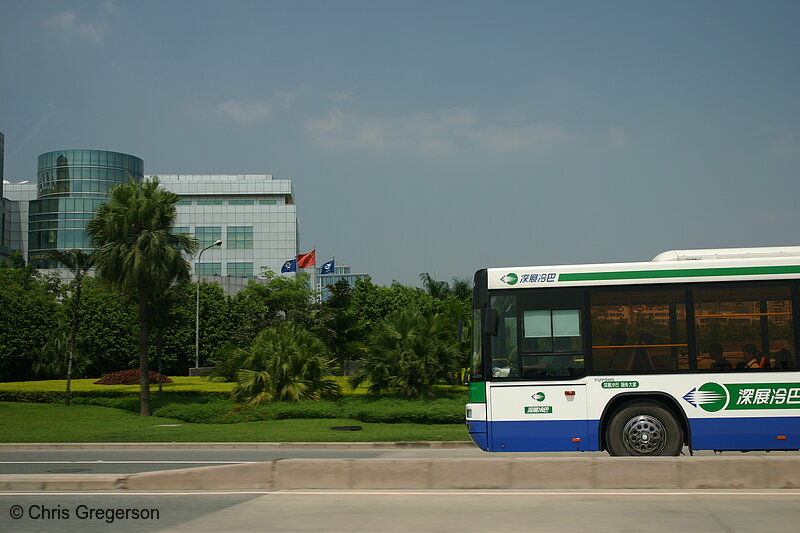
[29, 150, 143, 267]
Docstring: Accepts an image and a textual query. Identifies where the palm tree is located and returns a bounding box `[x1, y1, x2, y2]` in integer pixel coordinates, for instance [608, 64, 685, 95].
[350, 306, 461, 398]
[44, 249, 94, 406]
[419, 272, 451, 300]
[230, 322, 340, 404]
[86, 177, 197, 415]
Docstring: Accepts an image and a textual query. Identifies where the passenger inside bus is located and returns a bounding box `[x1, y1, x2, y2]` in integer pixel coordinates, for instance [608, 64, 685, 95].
[774, 349, 795, 369]
[708, 343, 732, 371]
[740, 343, 767, 369]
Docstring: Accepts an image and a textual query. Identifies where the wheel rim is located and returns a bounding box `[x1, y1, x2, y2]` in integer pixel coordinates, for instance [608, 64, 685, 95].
[621, 414, 667, 455]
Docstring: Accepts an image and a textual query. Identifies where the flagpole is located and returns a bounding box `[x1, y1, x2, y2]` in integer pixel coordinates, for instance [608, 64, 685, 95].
[311, 248, 318, 303]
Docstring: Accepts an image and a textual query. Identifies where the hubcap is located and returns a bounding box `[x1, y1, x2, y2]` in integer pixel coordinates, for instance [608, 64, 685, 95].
[621, 414, 667, 455]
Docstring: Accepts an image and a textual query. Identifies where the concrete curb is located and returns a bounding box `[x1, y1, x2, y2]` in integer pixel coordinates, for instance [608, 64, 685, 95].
[3, 456, 800, 491]
[0, 441, 475, 450]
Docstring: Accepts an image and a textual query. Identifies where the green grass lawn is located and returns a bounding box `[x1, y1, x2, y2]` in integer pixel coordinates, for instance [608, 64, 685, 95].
[0, 376, 236, 394]
[0, 401, 469, 443]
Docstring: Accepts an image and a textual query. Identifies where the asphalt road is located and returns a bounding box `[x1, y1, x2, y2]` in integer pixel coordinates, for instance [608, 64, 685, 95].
[2, 489, 800, 533]
[2, 446, 795, 475]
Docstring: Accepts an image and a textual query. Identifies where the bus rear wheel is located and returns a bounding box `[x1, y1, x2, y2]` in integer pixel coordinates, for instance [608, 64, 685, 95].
[606, 401, 682, 456]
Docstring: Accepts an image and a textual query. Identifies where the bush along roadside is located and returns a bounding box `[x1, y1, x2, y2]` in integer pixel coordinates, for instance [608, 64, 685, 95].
[68, 395, 465, 425]
[0, 389, 231, 404]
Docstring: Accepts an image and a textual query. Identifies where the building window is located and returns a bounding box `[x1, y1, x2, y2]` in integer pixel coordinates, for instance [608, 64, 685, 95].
[229, 200, 254, 205]
[175, 200, 192, 205]
[171, 226, 189, 234]
[197, 200, 222, 205]
[195, 226, 221, 247]
[227, 226, 253, 249]
[227, 262, 253, 278]
[196, 262, 221, 276]
[259, 199, 277, 205]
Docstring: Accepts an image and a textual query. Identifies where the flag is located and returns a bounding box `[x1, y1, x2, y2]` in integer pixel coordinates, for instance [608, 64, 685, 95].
[321, 259, 335, 275]
[297, 250, 316, 268]
[281, 259, 297, 273]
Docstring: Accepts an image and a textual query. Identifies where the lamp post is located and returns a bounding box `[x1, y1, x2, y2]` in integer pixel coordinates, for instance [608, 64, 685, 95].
[195, 239, 222, 369]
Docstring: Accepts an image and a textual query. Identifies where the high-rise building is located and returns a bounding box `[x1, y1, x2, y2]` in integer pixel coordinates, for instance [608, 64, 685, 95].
[2, 150, 301, 290]
[151, 174, 298, 279]
[28, 150, 144, 267]
[316, 263, 370, 302]
[0, 131, 10, 261]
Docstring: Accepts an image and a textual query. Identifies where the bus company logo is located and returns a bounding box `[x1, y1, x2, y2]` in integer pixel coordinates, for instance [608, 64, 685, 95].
[683, 382, 800, 412]
[500, 273, 518, 285]
[524, 405, 553, 414]
[519, 273, 558, 284]
[531, 392, 546, 402]
[683, 382, 728, 412]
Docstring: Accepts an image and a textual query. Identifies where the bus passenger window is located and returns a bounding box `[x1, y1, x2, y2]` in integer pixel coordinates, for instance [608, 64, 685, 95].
[694, 285, 794, 372]
[521, 309, 584, 378]
[591, 289, 687, 372]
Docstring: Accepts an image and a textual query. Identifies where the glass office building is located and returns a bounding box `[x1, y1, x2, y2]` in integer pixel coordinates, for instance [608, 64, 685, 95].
[28, 150, 143, 267]
[0, 131, 8, 260]
[4, 151, 301, 290]
[316, 264, 370, 302]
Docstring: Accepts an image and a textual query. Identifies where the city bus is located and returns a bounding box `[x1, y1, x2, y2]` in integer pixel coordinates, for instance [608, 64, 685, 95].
[466, 247, 800, 456]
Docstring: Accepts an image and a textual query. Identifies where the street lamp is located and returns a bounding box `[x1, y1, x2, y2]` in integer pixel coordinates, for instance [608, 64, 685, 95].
[195, 239, 222, 369]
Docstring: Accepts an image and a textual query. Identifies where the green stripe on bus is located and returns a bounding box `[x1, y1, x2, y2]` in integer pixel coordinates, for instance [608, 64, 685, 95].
[558, 265, 800, 282]
[469, 382, 486, 403]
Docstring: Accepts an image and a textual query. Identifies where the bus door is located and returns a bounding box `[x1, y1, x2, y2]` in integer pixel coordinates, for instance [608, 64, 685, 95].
[489, 382, 589, 452]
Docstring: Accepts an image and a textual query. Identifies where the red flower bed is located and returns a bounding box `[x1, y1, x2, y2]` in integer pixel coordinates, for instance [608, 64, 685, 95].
[94, 370, 173, 385]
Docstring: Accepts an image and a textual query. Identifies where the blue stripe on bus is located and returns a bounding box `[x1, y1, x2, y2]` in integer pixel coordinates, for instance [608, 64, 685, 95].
[690, 416, 800, 451]
[488, 420, 596, 452]
[481, 417, 800, 452]
[467, 421, 489, 450]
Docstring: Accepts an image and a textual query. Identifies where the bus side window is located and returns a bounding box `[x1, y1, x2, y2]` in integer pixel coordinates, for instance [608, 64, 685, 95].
[521, 309, 584, 378]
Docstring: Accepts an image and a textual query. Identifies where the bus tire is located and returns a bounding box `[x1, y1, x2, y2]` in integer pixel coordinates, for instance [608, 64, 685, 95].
[605, 401, 682, 456]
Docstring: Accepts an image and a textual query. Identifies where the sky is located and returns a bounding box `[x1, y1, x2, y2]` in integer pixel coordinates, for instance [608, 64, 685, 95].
[1, 1, 799, 287]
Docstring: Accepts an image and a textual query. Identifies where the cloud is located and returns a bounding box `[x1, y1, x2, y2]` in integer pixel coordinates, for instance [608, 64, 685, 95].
[45, 11, 105, 44]
[307, 107, 476, 154]
[217, 100, 272, 124]
[608, 127, 630, 148]
[307, 105, 572, 155]
[467, 123, 571, 153]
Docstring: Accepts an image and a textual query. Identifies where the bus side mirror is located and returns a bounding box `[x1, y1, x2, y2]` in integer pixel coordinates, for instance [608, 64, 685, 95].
[484, 308, 498, 336]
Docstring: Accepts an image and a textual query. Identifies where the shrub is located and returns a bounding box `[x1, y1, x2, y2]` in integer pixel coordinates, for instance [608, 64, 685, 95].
[94, 370, 173, 385]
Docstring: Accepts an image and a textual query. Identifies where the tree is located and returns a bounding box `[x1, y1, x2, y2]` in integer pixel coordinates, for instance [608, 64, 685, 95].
[224, 322, 340, 403]
[228, 270, 316, 342]
[86, 177, 197, 415]
[349, 278, 444, 330]
[33, 317, 73, 378]
[148, 285, 186, 396]
[349, 306, 461, 398]
[318, 279, 366, 369]
[419, 273, 450, 300]
[44, 249, 94, 406]
[0, 255, 62, 381]
[74, 276, 138, 376]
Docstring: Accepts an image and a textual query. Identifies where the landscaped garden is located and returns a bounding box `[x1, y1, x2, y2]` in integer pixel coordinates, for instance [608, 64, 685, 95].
[0, 377, 469, 442]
